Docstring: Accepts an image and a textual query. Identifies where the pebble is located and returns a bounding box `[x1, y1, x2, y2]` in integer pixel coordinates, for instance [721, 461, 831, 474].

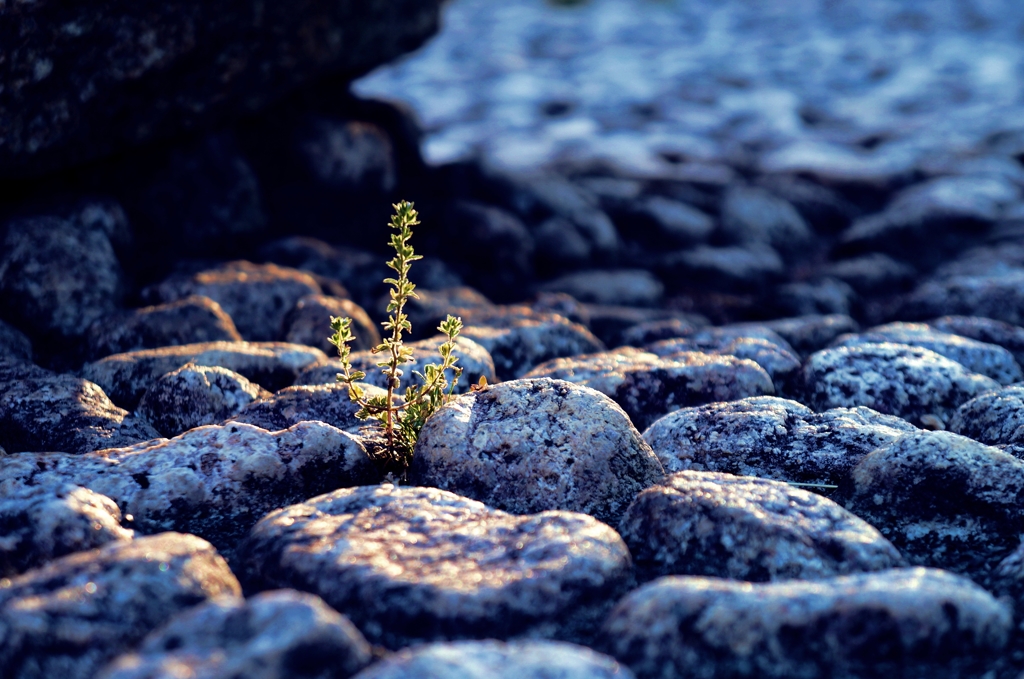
[901, 271, 1024, 327]
[538, 269, 664, 308]
[949, 384, 1024, 448]
[461, 316, 605, 380]
[0, 533, 241, 679]
[241, 484, 633, 649]
[647, 336, 800, 397]
[720, 186, 813, 261]
[758, 314, 859, 357]
[619, 471, 902, 583]
[928, 315, 1024, 369]
[284, 294, 381, 354]
[643, 396, 916, 486]
[229, 382, 389, 434]
[410, 378, 664, 525]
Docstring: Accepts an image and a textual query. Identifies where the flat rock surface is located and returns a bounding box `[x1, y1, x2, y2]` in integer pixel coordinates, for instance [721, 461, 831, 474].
[0, 533, 242, 679]
[229, 382, 389, 434]
[0, 422, 377, 558]
[241, 484, 633, 649]
[85, 296, 242, 361]
[0, 359, 159, 454]
[81, 341, 328, 409]
[834, 430, 1024, 583]
[597, 568, 1011, 679]
[801, 342, 999, 428]
[350, 640, 635, 679]
[524, 347, 775, 431]
[831, 322, 1023, 385]
[296, 335, 495, 394]
[137, 363, 268, 437]
[410, 378, 664, 526]
[0, 483, 133, 578]
[620, 471, 902, 583]
[0, 0, 443, 175]
[643, 396, 916, 486]
[97, 590, 373, 679]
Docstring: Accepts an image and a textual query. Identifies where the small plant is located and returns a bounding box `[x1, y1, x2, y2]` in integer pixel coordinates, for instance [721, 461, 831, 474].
[329, 201, 463, 477]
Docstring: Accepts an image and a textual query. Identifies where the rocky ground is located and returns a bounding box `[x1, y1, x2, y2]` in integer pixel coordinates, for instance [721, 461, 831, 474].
[6, 0, 1024, 677]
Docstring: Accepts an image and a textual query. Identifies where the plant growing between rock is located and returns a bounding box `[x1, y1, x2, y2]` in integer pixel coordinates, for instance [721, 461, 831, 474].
[329, 201, 463, 477]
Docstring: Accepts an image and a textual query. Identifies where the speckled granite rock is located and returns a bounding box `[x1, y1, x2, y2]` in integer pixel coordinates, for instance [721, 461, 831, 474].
[241, 484, 633, 649]
[0, 209, 125, 343]
[619, 318, 701, 348]
[647, 337, 800, 397]
[461, 316, 605, 380]
[619, 471, 902, 583]
[0, 360, 159, 454]
[0, 533, 241, 679]
[410, 378, 664, 525]
[598, 568, 1010, 679]
[524, 348, 774, 431]
[229, 382, 388, 434]
[284, 294, 380, 354]
[147, 262, 322, 341]
[801, 343, 999, 428]
[831, 322, 1023, 385]
[949, 385, 1024, 448]
[349, 640, 634, 679]
[835, 430, 1024, 581]
[662, 323, 797, 354]
[0, 483, 133, 577]
[81, 341, 327, 409]
[760, 314, 860, 356]
[84, 296, 242, 360]
[901, 271, 1024, 326]
[0, 422, 377, 557]
[136, 363, 268, 437]
[0, 319, 32, 363]
[296, 335, 494, 394]
[96, 590, 372, 679]
[643, 396, 916, 486]
[928, 315, 1024, 369]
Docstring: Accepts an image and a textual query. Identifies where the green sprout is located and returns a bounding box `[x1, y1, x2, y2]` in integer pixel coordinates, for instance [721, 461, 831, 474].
[329, 201, 463, 476]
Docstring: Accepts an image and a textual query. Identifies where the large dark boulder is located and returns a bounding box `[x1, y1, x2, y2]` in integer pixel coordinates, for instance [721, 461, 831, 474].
[0, 0, 443, 176]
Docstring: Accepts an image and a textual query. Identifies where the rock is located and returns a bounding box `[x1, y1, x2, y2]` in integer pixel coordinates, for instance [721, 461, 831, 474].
[767, 277, 856, 317]
[402, 286, 495, 340]
[461, 316, 605, 381]
[677, 324, 797, 354]
[625, 195, 715, 247]
[444, 202, 535, 299]
[643, 396, 916, 486]
[96, 590, 372, 679]
[241, 484, 633, 649]
[0, 318, 33, 363]
[585, 306, 705, 349]
[538, 270, 664, 308]
[0, 483, 133, 577]
[136, 363, 268, 437]
[658, 244, 785, 293]
[409, 378, 664, 526]
[928, 315, 1024, 369]
[598, 568, 1010, 679]
[292, 116, 398, 193]
[296, 335, 495, 394]
[81, 341, 328, 410]
[647, 336, 800, 397]
[132, 132, 267, 254]
[0, 421, 377, 557]
[950, 385, 1024, 447]
[84, 296, 242, 360]
[525, 347, 775, 430]
[720, 186, 813, 261]
[229, 382, 388, 434]
[835, 430, 1024, 581]
[932, 242, 1024, 280]
[831, 322, 1023, 385]
[534, 216, 594, 268]
[147, 261, 322, 342]
[619, 318, 702, 348]
[755, 174, 858, 234]
[0, 533, 241, 679]
[0, 210, 125, 345]
[760, 314, 860, 357]
[0, 360, 159, 454]
[0, 0, 444, 175]
[801, 343, 1000, 427]
[820, 253, 917, 296]
[837, 175, 1019, 268]
[901, 271, 1024, 326]
[284, 294, 380, 354]
[529, 292, 591, 327]
[347, 640, 634, 679]
[619, 471, 902, 583]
